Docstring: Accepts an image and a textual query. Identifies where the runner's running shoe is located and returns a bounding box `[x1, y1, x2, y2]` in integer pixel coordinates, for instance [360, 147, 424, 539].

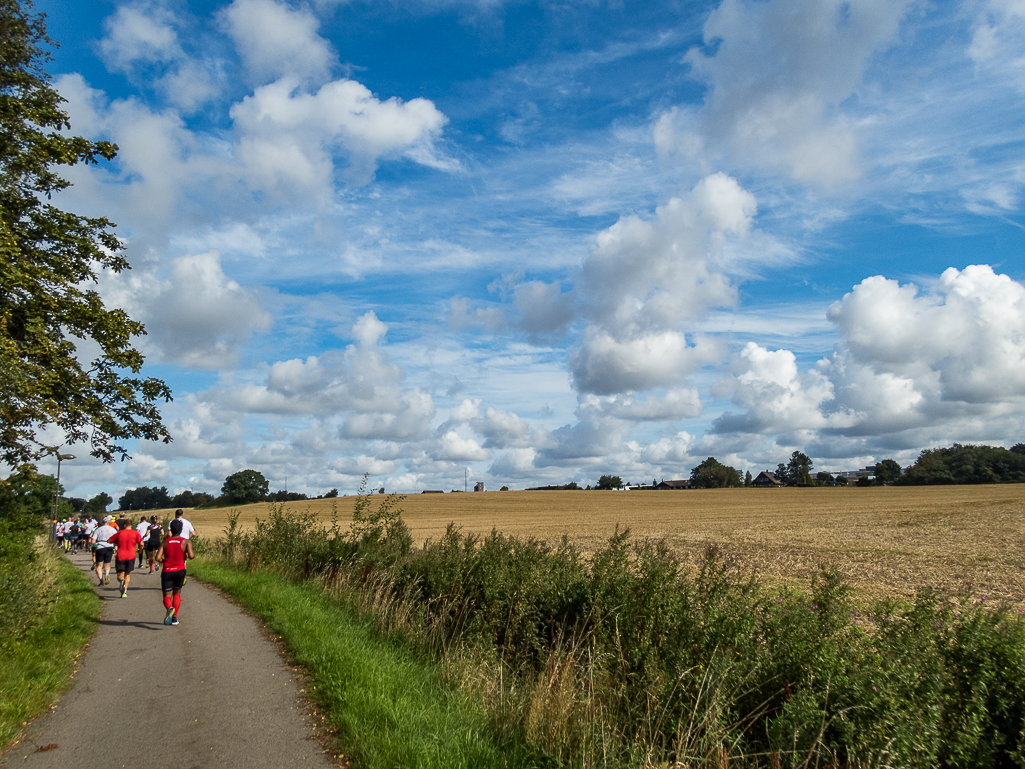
[171, 616, 179, 626]
[164, 607, 175, 625]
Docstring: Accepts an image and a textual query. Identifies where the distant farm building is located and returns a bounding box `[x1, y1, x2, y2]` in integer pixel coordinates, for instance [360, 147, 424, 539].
[752, 471, 785, 488]
[654, 479, 694, 490]
[837, 467, 876, 480]
[474, 482, 485, 492]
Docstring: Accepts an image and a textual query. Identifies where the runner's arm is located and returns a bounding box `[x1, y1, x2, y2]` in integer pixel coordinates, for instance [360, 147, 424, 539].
[184, 540, 195, 560]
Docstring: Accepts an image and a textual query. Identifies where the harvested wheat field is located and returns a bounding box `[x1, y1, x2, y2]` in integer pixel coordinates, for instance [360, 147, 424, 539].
[169, 484, 1024, 608]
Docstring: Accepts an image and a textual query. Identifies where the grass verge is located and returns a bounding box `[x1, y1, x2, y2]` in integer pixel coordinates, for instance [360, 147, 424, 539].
[189, 557, 549, 769]
[0, 553, 101, 751]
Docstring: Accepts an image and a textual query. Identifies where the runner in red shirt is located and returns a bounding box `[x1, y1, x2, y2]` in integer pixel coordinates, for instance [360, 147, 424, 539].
[157, 519, 194, 626]
[110, 519, 143, 598]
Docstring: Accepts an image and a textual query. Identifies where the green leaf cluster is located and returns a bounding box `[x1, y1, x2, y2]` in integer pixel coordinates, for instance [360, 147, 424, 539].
[0, 0, 171, 465]
[221, 468, 270, 504]
[900, 443, 1025, 484]
[690, 456, 742, 487]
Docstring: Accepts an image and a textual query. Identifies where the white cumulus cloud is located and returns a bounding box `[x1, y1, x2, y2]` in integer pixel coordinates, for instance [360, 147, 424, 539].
[662, 0, 913, 185]
[713, 265, 1025, 448]
[231, 75, 452, 191]
[220, 0, 335, 84]
[570, 173, 753, 395]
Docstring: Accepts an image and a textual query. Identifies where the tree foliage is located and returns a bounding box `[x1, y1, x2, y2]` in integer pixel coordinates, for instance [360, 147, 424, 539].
[0, 0, 171, 466]
[170, 489, 213, 508]
[0, 464, 56, 521]
[118, 485, 171, 511]
[779, 451, 814, 486]
[899, 444, 1025, 485]
[690, 457, 742, 488]
[874, 458, 903, 484]
[84, 491, 111, 514]
[221, 469, 269, 504]
[595, 475, 623, 490]
[268, 489, 308, 502]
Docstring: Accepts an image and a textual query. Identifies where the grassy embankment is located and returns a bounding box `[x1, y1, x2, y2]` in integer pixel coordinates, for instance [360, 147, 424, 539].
[191, 558, 547, 769]
[0, 542, 100, 751]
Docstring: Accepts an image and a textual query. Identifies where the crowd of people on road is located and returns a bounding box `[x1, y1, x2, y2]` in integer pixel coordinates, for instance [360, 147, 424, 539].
[57, 509, 196, 627]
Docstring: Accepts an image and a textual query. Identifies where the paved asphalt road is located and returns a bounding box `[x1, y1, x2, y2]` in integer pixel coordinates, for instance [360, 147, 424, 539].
[3, 550, 336, 769]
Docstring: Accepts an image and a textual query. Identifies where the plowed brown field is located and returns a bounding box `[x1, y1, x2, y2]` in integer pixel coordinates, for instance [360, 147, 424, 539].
[158, 485, 1024, 607]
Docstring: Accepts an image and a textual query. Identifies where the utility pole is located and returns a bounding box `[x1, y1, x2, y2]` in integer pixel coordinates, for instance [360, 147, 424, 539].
[50, 450, 75, 523]
[464, 467, 467, 493]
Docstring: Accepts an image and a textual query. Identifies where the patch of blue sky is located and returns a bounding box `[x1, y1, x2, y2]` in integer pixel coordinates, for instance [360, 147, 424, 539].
[21, 0, 1025, 501]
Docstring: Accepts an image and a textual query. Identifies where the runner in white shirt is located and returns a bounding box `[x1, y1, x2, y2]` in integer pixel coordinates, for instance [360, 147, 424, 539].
[172, 509, 195, 539]
[90, 516, 118, 586]
[82, 517, 98, 566]
[135, 517, 151, 567]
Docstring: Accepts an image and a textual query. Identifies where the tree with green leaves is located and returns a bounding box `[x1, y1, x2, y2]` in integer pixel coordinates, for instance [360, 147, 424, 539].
[118, 485, 171, 511]
[170, 489, 213, 508]
[1, 464, 58, 520]
[221, 469, 269, 504]
[596, 475, 623, 490]
[899, 444, 1025, 485]
[785, 451, 814, 486]
[873, 459, 903, 485]
[690, 457, 742, 488]
[0, 0, 171, 466]
[84, 491, 112, 514]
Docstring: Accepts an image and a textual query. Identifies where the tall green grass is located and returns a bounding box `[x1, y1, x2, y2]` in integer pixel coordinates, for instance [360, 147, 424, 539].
[0, 546, 101, 750]
[205, 491, 1025, 768]
[190, 559, 548, 769]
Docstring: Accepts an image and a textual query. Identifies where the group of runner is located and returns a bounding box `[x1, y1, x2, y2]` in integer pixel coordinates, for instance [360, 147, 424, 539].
[53, 517, 95, 554]
[72, 509, 196, 627]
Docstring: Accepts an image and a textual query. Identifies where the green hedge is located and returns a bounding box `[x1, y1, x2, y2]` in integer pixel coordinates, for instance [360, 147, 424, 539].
[212, 499, 1025, 767]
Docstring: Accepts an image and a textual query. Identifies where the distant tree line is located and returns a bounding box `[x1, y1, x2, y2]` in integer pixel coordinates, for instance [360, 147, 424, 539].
[898, 443, 1025, 485]
[118, 486, 215, 511]
[108, 442, 1025, 513]
[109, 470, 345, 511]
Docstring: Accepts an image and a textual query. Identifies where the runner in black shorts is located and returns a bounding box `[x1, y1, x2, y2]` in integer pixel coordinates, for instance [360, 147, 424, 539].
[144, 516, 162, 573]
[158, 519, 193, 625]
[90, 516, 118, 585]
[111, 520, 143, 598]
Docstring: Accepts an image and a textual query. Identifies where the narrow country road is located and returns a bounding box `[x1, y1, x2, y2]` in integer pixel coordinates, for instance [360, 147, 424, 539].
[3, 551, 336, 769]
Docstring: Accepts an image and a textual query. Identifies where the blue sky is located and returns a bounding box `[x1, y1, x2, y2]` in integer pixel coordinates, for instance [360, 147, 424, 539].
[32, 0, 1025, 499]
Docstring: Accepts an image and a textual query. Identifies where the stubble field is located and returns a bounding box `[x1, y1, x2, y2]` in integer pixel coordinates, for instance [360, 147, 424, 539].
[170, 485, 1025, 608]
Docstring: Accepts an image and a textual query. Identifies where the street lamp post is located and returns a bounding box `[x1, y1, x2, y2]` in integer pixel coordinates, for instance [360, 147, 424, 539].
[51, 451, 76, 523]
